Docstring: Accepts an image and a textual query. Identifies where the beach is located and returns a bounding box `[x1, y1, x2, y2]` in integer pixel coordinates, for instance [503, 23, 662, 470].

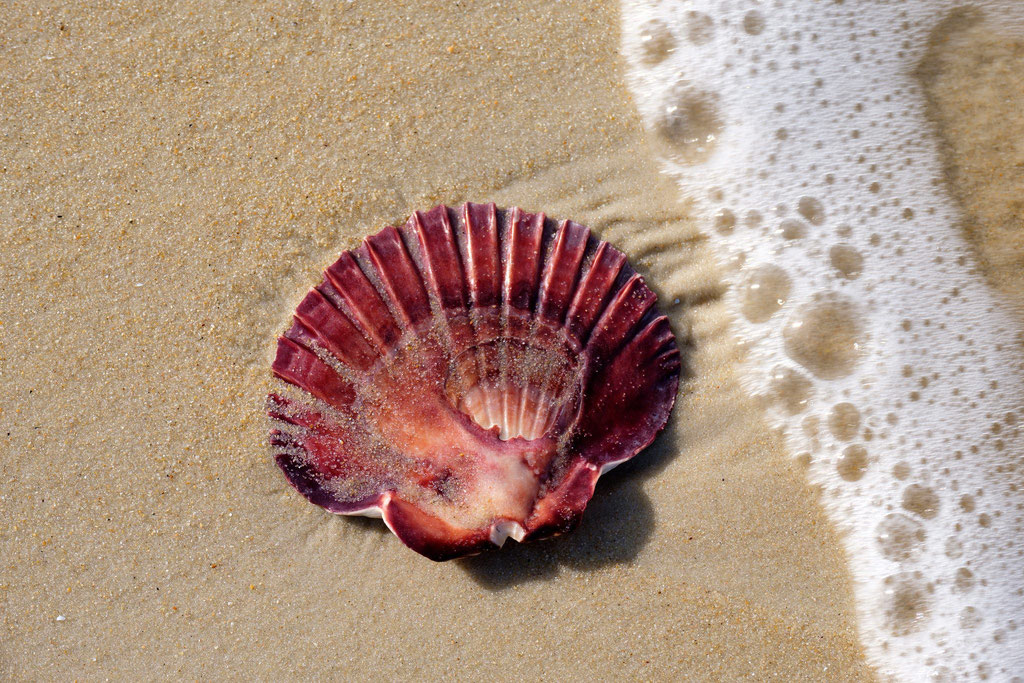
[1, 1, 1021, 679]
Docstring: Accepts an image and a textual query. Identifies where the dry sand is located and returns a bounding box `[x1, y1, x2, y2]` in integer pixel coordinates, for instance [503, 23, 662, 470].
[3, 0, 1016, 679]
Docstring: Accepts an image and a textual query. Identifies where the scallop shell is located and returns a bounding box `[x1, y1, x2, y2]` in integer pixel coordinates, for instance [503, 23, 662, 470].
[268, 203, 680, 560]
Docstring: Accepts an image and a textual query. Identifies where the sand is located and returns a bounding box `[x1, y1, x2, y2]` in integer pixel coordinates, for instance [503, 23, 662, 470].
[4, 0, 1016, 679]
[917, 8, 1024, 318]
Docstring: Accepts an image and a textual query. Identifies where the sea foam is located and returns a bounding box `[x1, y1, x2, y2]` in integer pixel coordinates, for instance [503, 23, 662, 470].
[620, 1, 1024, 679]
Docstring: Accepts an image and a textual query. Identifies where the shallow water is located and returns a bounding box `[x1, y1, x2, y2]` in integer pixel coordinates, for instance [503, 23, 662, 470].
[621, 1, 1024, 679]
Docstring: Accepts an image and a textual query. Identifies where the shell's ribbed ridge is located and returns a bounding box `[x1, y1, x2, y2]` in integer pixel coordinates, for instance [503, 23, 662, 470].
[268, 203, 680, 560]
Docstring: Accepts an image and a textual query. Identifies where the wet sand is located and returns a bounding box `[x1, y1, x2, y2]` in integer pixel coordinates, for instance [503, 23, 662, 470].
[0, 0, 916, 678]
[918, 9, 1024, 317]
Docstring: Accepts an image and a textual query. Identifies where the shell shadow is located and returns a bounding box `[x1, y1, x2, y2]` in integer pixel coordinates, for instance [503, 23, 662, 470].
[343, 514, 392, 534]
[457, 416, 683, 590]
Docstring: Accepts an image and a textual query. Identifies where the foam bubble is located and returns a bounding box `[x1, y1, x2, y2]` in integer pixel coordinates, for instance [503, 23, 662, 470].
[954, 567, 975, 592]
[837, 444, 869, 481]
[782, 294, 864, 380]
[829, 244, 864, 280]
[769, 365, 813, 415]
[883, 571, 932, 637]
[876, 513, 926, 562]
[622, 0, 1024, 678]
[638, 19, 675, 66]
[685, 11, 714, 45]
[796, 196, 825, 225]
[652, 85, 722, 164]
[739, 264, 791, 323]
[742, 10, 765, 36]
[777, 218, 807, 240]
[902, 484, 940, 520]
[828, 402, 861, 441]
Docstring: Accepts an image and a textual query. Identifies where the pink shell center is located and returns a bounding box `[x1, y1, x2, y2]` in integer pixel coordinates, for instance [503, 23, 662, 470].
[444, 338, 581, 441]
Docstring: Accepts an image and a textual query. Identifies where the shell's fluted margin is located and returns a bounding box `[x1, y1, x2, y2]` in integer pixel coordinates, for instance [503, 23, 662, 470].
[267, 203, 681, 560]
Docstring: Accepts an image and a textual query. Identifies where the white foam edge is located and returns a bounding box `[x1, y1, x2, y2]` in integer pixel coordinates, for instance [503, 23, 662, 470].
[619, 1, 1024, 680]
